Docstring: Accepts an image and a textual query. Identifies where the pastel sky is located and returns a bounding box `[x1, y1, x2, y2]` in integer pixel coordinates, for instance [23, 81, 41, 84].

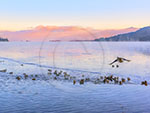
[0, 0, 150, 31]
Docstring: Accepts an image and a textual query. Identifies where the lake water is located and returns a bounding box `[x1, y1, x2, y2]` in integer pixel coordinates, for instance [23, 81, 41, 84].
[0, 42, 150, 113]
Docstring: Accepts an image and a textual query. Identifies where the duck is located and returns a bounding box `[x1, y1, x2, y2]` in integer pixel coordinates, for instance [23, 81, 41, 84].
[48, 69, 52, 72]
[109, 57, 131, 65]
[0, 69, 7, 72]
[54, 70, 58, 75]
[85, 78, 90, 82]
[119, 81, 122, 85]
[110, 75, 113, 78]
[63, 72, 67, 75]
[9, 72, 13, 74]
[24, 74, 28, 79]
[145, 81, 148, 86]
[63, 72, 68, 77]
[103, 79, 107, 84]
[32, 78, 36, 80]
[58, 71, 63, 75]
[121, 78, 126, 83]
[106, 75, 113, 81]
[16, 76, 21, 80]
[56, 73, 60, 76]
[73, 80, 76, 85]
[106, 80, 109, 83]
[127, 77, 131, 81]
[141, 81, 148, 86]
[54, 77, 57, 80]
[116, 77, 119, 80]
[113, 77, 117, 81]
[114, 80, 119, 84]
[80, 79, 84, 85]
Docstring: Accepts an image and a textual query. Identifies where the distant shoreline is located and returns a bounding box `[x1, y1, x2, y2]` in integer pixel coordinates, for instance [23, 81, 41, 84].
[6, 41, 150, 42]
[0, 37, 9, 42]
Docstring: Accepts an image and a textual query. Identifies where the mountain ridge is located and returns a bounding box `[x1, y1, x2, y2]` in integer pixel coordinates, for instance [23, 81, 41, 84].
[95, 26, 150, 41]
[0, 26, 138, 41]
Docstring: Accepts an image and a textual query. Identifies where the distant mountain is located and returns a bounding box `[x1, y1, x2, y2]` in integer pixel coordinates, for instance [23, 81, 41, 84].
[95, 26, 150, 41]
[0, 26, 138, 41]
[0, 37, 9, 42]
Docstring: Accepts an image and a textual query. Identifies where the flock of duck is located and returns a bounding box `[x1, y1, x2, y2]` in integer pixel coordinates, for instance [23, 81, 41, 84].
[0, 68, 148, 86]
[0, 57, 149, 86]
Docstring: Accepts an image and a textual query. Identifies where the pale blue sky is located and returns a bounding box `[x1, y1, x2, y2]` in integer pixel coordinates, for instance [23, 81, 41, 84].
[0, 0, 150, 30]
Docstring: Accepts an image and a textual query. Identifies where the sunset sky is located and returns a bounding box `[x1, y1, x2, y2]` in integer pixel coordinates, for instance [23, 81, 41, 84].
[0, 0, 150, 31]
